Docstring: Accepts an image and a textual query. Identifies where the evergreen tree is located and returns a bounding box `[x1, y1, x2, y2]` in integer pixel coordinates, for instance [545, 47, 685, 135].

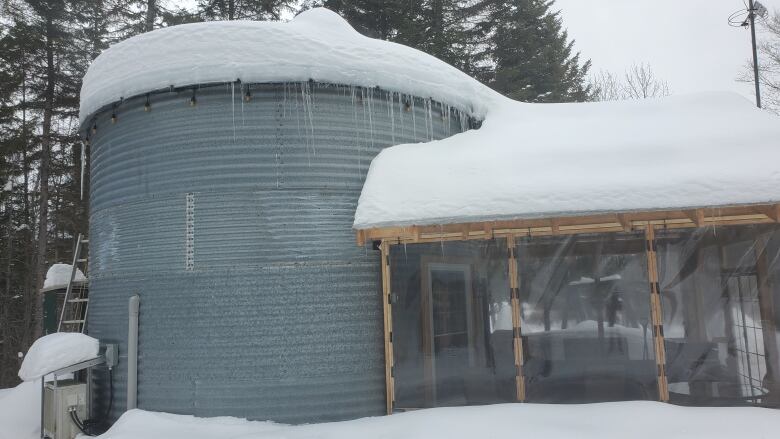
[0, 0, 89, 384]
[321, 0, 491, 77]
[197, 0, 296, 20]
[321, 0, 590, 102]
[487, 0, 591, 102]
[318, 0, 406, 40]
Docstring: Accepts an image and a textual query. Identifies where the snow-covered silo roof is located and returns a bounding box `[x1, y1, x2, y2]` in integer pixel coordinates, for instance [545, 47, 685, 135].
[354, 92, 780, 229]
[79, 8, 491, 124]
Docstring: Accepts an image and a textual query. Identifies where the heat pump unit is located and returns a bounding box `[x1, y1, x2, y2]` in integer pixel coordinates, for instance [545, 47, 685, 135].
[43, 381, 87, 439]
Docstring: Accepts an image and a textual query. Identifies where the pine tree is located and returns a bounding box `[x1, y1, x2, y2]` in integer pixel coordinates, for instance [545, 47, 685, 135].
[197, 0, 296, 20]
[321, 0, 491, 77]
[487, 0, 591, 102]
[0, 0, 89, 384]
[319, 0, 406, 40]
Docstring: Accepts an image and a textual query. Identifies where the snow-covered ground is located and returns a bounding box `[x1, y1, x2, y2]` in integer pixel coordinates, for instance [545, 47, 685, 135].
[0, 381, 40, 439]
[4, 348, 780, 439]
[89, 402, 780, 439]
[3, 379, 780, 439]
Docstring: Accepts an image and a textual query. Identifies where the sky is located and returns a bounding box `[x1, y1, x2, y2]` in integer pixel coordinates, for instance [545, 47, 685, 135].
[554, 0, 780, 100]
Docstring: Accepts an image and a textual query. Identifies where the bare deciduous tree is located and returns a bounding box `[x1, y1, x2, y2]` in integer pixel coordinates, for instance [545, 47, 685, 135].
[739, 11, 780, 112]
[590, 62, 670, 101]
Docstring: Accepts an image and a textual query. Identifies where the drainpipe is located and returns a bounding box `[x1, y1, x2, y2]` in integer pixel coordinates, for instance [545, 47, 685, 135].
[127, 294, 140, 410]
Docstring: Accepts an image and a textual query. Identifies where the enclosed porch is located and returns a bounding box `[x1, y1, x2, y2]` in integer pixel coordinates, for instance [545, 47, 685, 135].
[360, 206, 780, 413]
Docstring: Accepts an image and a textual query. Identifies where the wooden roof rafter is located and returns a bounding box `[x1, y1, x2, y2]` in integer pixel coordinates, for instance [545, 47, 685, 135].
[355, 203, 780, 246]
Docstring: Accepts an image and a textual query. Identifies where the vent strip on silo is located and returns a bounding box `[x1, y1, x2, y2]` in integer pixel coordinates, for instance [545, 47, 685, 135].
[185, 193, 195, 270]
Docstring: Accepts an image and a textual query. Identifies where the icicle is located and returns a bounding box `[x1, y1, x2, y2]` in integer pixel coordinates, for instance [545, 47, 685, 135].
[352, 86, 360, 179]
[389, 91, 395, 144]
[440, 225, 445, 256]
[411, 97, 417, 139]
[231, 82, 236, 144]
[241, 84, 245, 127]
[361, 88, 368, 174]
[283, 82, 288, 119]
[442, 103, 449, 137]
[398, 94, 405, 139]
[293, 83, 305, 166]
[300, 81, 316, 165]
[366, 88, 375, 152]
[426, 99, 433, 141]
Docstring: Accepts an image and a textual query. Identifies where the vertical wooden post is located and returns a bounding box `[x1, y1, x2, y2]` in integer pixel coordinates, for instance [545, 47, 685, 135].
[380, 241, 395, 414]
[754, 235, 780, 403]
[645, 226, 670, 402]
[507, 235, 526, 401]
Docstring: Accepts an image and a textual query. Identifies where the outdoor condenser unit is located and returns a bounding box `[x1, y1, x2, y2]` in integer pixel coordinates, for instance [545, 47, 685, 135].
[43, 380, 86, 439]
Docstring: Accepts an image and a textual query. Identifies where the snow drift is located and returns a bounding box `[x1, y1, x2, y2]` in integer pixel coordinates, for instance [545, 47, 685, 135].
[354, 92, 780, 228]
[79, 8, 490, 124]
[18, 333, 99, 381]
[0, 381, 41, 439]
[42, 263, 87, 290]
[95, 402, 780, 439]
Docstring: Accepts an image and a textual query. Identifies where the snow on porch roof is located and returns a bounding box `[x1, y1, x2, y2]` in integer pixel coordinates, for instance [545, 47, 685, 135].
[78, 8, 491, 124]
[353, 92, 780, 230]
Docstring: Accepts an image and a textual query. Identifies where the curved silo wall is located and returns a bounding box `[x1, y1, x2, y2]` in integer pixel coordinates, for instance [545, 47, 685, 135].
[86, 82, 471, 423]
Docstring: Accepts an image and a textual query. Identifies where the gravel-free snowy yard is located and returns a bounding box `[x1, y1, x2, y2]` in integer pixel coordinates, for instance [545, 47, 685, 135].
[94, 403, 780, 439]
[2, 377, 780, 439]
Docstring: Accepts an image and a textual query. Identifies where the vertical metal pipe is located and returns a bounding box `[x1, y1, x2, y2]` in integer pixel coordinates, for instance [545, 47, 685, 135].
[127, 295, 140, 410]
[749, 0, 763, 108]
[39, 379, 44, 439]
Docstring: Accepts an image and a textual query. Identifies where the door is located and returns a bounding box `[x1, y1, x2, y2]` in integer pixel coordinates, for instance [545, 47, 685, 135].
[421, 261, 474, 405]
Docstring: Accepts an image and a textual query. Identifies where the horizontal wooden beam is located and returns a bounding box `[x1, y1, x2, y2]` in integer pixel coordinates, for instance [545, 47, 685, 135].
[356, 203, 780, 245]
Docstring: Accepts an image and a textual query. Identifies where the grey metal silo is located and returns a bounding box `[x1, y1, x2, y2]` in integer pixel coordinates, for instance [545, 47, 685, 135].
[84, 81, 472, 423]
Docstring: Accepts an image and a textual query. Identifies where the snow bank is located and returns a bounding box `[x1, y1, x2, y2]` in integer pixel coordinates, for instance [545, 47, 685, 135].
[18, 333, 99, 381]
[96, 402, 780, 439]
[43, 263, 87, 290]
[354, 92, 780, 228]
[0, 380, 40, 439]
[79, 8, 491, 124]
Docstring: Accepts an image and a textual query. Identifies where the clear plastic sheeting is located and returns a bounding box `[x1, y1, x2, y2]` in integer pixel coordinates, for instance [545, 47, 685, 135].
[389, 239, 515, 409]
[656, 225, 780, 407]
[516, 232, 659, 403]
[384, 224, 780, 409]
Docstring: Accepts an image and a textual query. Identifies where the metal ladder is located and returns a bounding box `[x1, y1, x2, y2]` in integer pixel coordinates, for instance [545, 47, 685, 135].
[57, 234, 90, 333]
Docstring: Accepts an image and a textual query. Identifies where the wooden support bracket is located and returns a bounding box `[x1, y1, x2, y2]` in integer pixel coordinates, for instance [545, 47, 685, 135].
[684, 209, 705, 227]
[617, 214, 632, 232]
[761, 204, 780, 222]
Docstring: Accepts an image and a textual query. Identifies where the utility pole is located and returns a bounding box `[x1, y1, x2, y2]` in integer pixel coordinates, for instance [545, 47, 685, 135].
[749, 0, 762, 108]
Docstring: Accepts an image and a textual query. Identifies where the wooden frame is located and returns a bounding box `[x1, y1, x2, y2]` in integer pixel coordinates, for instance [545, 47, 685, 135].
[357, 204, 780, 246]
[370, 202, 780, 410]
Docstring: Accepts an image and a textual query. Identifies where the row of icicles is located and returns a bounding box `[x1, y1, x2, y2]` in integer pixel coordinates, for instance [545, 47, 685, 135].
[84, 81, 475, 146]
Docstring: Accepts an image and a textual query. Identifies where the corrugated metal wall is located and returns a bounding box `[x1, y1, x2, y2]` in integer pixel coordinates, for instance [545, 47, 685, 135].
[86, 82, 469, 423]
